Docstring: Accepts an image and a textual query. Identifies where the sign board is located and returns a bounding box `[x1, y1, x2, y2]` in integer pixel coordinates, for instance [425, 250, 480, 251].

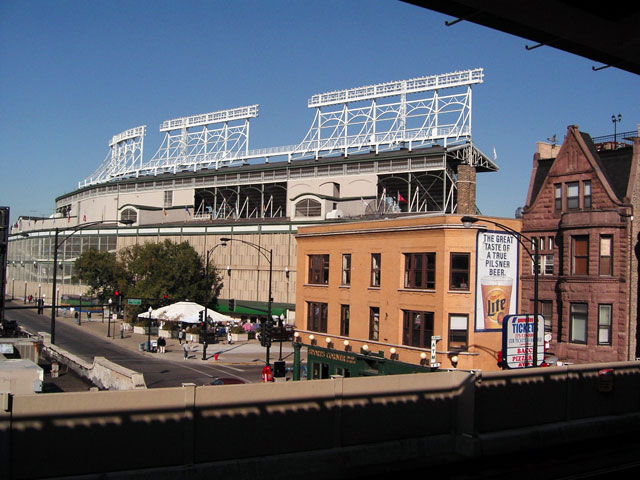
[474, 230, 520, 331]
[128, 298, 142, 305]
[502, 314, 545, 368]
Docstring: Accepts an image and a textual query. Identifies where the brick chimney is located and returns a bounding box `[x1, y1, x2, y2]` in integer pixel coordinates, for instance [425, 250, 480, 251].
[457, 164, 477, 214]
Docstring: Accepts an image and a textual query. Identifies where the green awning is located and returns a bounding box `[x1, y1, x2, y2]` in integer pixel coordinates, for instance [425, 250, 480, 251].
[216, 299, 293, 318]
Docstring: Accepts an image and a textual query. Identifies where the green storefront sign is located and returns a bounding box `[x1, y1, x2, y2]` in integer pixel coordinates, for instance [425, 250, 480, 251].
[294, 343, 434, 380]
[128, 298, 142, 305]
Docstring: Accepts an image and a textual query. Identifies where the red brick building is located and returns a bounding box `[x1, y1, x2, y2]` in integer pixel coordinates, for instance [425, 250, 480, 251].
[521, 125, 640, 363]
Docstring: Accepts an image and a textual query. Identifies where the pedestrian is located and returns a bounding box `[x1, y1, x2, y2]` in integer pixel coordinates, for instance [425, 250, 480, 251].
[227, 330, 233, 345]
[178, 329, 184, 344]
[158, 336, 166, 354]
[120, 322, 124, 339]
[183, 342, 189, 360]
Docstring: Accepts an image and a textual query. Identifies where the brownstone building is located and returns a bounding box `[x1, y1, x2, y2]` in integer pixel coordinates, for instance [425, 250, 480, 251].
[521, 125, 640, 363]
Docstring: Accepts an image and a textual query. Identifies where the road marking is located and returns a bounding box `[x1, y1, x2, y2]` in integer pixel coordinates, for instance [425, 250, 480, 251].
[218, 365, 244, 372]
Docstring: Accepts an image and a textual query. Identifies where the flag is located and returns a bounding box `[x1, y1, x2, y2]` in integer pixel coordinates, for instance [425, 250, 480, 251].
[83, 214, 87, 222]
[185, 205, 191, 215]
[67, 211, 71, 223]
[163, 208, 167, 216]
[398, 192, 407, 203]
[493, 146, 497, 161]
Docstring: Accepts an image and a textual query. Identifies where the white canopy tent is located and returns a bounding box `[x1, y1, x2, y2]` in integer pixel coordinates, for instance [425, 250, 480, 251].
[137, 301, 233, 324]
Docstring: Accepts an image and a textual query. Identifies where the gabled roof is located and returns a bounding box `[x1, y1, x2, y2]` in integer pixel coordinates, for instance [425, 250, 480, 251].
[527, 126, 635, 208]
[593, 146, 634, 201]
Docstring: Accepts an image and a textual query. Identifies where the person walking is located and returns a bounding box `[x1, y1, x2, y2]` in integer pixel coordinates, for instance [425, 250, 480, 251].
[158, 336, 166, 354]
[178, 329, 184, 345]
[120, 322, 124, 339]
[183, 342, 189, 360]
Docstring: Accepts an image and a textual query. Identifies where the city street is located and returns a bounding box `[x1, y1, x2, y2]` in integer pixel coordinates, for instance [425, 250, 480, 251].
[4, 300, 298, 388]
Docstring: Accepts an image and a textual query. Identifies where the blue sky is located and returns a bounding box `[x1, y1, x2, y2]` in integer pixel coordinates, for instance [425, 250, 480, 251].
[1, 0, 638, 222]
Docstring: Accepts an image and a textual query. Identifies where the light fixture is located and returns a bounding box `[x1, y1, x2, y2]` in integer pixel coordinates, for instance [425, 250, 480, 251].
[362, 344, 369, 351]
[420, 352, 427, 360]
[226, 265, 231, 275]
[309, 334, 315, 341]
[343, 340, 349, 346]
[390, 347, 396, 354]
[325, 337, 332, 344]
[285, 266, 290, 279]
[450, 354, 459, 368]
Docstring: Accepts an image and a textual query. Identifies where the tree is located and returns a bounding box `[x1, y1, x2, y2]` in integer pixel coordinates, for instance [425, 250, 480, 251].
[74, 241, 222, 312]
[73, 248, 126, 302]
[122, 240, 221, 308]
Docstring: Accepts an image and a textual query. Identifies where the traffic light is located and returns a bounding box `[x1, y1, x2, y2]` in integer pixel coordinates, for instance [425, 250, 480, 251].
[198, 310, 204, 322]
[261, 318, 273, 347]
[163, 294, 169, 304]
[229, 299, 236, 312]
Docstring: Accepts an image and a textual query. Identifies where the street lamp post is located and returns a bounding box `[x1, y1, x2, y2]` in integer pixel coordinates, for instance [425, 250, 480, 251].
[220, 237, 274, 366]
[461, 216, 540, 368]
[23, 281, 27, 304]
[147, 306, 153, 352]
[612, 114, 622, 146]
[108, 298, 113, 337]
[49, 219, 134, 344]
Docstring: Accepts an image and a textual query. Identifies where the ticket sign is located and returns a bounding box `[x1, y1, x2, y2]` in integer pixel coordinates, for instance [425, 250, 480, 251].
[502, 314, 545, 368]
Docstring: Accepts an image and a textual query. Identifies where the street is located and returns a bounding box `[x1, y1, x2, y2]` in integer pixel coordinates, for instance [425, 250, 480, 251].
[5, 301, 270, 388]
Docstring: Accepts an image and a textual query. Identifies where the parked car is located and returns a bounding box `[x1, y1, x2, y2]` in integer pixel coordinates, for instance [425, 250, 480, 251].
[209, 377, 246, 386]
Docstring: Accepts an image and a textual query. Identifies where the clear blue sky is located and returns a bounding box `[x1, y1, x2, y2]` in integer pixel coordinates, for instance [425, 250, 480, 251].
[1, 0, 639, 222]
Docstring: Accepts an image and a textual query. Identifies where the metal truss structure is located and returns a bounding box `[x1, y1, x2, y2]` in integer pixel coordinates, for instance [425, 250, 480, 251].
[79, 69, 494, 188]
[80, 126, 146, 187]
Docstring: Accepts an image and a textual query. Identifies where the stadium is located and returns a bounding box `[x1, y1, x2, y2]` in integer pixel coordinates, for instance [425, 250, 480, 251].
[7, 68, 497, 321]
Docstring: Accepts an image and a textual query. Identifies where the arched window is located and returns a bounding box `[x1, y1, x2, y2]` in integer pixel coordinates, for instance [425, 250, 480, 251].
[295, 199, 321, 218]
[120, 208, 137, 224]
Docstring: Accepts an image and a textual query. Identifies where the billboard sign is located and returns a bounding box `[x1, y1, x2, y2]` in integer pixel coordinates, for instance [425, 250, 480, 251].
[502, 314, 545, 368]
[474, 230, 520, 331]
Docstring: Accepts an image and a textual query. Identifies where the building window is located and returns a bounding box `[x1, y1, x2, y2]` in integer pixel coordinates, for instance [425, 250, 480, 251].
[584, 181, 592, 208]
[539, 300, 553, 333]
[402, 310, 434, 348]
[572, 236, 589, 275]
[404, 253, 435, 289]
[533, 254, 554, 275]
[599, 236, 612, 276]
[371, 253, 381, 287]
[307, 302, 328, 333]
[554, 184, 562, 210]
[598, 304, 612, 346]
[450, 253, 470, 290]
[448, 314, 468, 350]
[295, 199, 322, 218]
[120, 208, 137, 224]
[308, 254, 329, 285]
[570, 303, 588, 344]
[164, 190, 173, 208]
[369, 307, 380, 341]
[567, 182, 579, 209]
[340, 305, 350, 336]
[341, 254, 351, 286]
[548, 236, 555, 250]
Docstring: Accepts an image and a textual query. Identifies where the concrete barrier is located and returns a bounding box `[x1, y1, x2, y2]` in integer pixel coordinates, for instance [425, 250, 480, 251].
[1, 362, 640, 479]
[39, 332, 146, 391]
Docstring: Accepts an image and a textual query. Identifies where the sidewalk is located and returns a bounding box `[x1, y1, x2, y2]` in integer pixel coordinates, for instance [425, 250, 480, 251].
[51, 309, 302, 366]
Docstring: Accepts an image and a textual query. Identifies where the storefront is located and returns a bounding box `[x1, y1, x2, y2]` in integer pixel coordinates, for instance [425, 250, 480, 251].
[293, 343, 433, 380]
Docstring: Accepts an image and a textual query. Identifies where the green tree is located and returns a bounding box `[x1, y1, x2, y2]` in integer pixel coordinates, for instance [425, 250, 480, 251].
[122, 240, 221, 307]
[74, 241, 222, 312]
[73, 248, 127, 302]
